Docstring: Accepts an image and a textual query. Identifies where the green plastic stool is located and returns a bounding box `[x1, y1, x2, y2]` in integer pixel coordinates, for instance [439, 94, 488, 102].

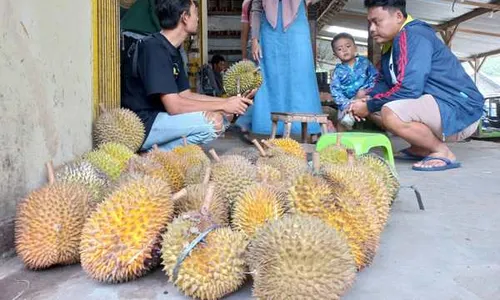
[316, 132, 395, 168]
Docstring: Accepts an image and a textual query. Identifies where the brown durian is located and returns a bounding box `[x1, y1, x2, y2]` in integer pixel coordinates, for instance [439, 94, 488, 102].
[145, 145, 186, 192]
[246, 214, 356, 300]
[15, 162, 90, 270]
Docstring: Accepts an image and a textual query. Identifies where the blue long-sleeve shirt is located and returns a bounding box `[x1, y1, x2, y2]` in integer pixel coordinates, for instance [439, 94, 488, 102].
[367, 19, 484, 138]
[330, 56, 378, 111]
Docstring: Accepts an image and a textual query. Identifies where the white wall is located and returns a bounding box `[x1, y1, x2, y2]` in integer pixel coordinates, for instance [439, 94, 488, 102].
[0, 0, 93, 256]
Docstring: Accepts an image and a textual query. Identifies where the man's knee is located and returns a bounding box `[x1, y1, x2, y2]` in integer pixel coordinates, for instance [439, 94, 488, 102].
[203, 112, 225, 133]
[381, 106, 406, 132]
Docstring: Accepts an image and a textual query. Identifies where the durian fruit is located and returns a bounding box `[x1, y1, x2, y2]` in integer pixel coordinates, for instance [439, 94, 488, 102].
[118, 155, 170, 187]
[319, 133, 348, 165]
[172, 170, 229, 226]
[209, 149, 257, 206]
[256, 164, 282, 184]
[80, 176, 174, 283]
[224, 147, 261, 164]
[223, 60, 263, 96]
[232, 183, 285, 237]
[246, 214, 356, 300]
[98, 142, 137, 164]
[145, 145, 185, 192]
[172, 138, 212, 176]
[15, 162, 90, 270]
[264, 138, 306, 160]
[320, 152, 381, 270]
[358, 153, 400, 201]
[54, 160, 110, 209]
[254, 140, 309, 186]
[84, 150, 124, 181]
[161, 187, 248, 300]
[93, 105, 145, 152]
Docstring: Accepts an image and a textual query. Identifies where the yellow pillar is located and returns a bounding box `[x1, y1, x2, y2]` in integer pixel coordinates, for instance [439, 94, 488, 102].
[92, 0, 121, 119]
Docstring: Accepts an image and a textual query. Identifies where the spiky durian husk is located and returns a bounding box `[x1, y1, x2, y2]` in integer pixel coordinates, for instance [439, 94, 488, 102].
[321, 164, 381, 270]
[266, 138, 306, 160]
[118, 156, 171, 187]
[246, 214, 356, 300]
[172, 143, 205, 158]
[80, 176, 173, 283]
[223, 60, 263, 96]
[145, 150, 185, 192]
[184, 160, 211, 185]
[256, 152, 309, 188]
[15, 183, 90, 270]
[54, 161, 110, 208]
[93, 108, 145, 152]
[224, 147, 261, 164]
[98, 142, 137, 164]
[232, 184, 285, 237]
[161, 217, 248, 300]
[358, 153, 400, 201]
[319, 144, 348, 165]
[84, 150, 125, 181]
[174, 184, 229, 226]
[211, 155, 257, 205]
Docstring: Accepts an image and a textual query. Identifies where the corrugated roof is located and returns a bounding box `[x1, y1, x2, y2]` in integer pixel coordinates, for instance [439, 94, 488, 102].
[318, 0, 500, 58]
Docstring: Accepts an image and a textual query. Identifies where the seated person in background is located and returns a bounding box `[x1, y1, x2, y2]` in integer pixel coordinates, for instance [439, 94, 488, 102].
[349, 0, 485, 171]
[330, 33, 378, 131]
[200, 54, 228, 97]
[121, 0, 254, 152]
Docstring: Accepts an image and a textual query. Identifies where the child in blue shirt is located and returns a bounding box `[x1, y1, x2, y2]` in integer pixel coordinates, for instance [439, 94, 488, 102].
[330, 33, 378, 131]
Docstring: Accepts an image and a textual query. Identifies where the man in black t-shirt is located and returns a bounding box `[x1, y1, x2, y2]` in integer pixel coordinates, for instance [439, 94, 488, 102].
[122, 0, 255, 152]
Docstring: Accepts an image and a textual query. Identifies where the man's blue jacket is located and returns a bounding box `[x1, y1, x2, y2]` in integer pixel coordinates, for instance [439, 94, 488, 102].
[367, 19, 485, 139]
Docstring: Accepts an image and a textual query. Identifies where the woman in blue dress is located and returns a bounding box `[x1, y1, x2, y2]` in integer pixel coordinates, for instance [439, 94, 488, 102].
[241, 0, 322, 136]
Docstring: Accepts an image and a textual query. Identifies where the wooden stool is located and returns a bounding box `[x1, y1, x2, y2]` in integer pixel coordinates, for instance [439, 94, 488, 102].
[270, 112, 329, 143]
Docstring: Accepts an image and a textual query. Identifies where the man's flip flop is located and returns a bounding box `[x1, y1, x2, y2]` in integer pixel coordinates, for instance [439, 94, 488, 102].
[394, 148, 427, 161]
[412, 156, 461, 172]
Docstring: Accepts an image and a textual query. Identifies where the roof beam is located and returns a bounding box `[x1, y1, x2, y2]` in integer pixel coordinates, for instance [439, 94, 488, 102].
[457, 28, 500, 38]
[436, 0, 500, 30]
[469, 48, 500, 59]
[440, 0, 500, 10]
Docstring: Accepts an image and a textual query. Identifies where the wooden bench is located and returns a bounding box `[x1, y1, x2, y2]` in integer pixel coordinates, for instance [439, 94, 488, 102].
[270, 112, 330, 143]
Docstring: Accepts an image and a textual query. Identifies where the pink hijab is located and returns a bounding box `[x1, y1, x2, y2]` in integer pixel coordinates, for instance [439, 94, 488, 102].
[263, 0, 302, 31]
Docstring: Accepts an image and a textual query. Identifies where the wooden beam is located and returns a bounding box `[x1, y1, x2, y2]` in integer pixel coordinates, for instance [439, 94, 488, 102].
[436, 0, 500, 30]
[470, 48, 500, 59]
[456, 27, 500, 38]
[440, 0, 500, 10]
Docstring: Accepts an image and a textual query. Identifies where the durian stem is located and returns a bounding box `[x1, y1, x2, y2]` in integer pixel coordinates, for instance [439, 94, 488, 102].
[346, 149, 356, 165]
[201, 183, 215, 216]
[208, 149, 221, 162]
[260, 139, 273, 149]
[46, 161, 55, 185]
[99, 103, 108, 114]
[312, 152, 321, 173]
[172, 189, 188, 202]
[152, 144, 159, 151]
[336, 132, 343, 147]
[203, 166, 211, 185]
[182, 136, 188, 146]
[252, 139, 267, 157]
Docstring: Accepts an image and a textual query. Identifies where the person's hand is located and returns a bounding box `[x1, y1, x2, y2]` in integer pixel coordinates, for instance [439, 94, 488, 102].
[348, 100, 370, 121]
[252, 39, 262, 63]
[223, 96, 253, 115]
[242, 88, 258, 100]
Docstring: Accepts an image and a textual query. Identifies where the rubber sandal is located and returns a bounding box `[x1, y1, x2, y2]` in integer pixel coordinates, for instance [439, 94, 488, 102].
[412, 156, 461, 172]
[394, 148, 427, 161]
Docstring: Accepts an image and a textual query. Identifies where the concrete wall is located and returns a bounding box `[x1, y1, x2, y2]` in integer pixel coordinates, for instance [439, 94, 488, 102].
[0, 0, 93, 257]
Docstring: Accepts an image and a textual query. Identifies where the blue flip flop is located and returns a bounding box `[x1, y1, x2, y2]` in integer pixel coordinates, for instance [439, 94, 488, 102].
[412, 156, 461, 172]
[394, 148, 427, 161]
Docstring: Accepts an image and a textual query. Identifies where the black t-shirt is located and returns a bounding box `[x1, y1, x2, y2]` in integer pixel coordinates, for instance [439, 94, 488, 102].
[121, 33, 190, 138]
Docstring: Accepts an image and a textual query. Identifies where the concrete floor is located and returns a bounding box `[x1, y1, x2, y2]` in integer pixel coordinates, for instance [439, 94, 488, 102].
[1, 134, 499, 300]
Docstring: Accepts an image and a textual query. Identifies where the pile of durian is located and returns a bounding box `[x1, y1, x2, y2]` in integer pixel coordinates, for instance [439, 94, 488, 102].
[14, 108, 400, 300]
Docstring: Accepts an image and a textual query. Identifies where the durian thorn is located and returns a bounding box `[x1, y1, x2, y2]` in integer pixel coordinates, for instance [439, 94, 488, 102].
[182, 136, 188, 146]
[46, 161, 55, 185]
[202, 166, 211, 185]
[172, 188, 188, 202]
[252, 139, 267, 157]
[98, 103, 108, 114]
[208, 149, 221, 162]
[201, 183, 215, 216]
[253, 67, 261, 74]
[312, 152, 321, 173]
